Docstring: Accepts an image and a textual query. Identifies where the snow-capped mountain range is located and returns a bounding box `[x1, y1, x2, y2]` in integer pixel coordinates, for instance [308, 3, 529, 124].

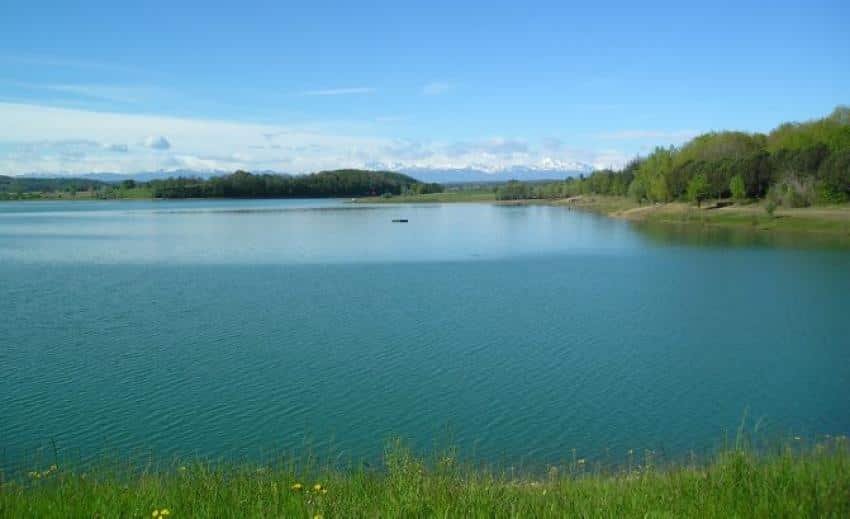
[399, 165, 593, 184]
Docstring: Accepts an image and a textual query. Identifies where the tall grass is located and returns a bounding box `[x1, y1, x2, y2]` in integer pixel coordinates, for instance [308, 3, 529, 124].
[2, 437, 848, 518]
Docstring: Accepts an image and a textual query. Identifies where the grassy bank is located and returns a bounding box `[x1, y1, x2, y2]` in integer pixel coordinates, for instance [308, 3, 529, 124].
[564, 196, 850, 235]
[361, 191, 850, 236]
[3, 439, 849, 518]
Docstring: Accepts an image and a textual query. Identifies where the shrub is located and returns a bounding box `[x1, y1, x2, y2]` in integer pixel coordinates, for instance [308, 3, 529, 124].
[817, 149, 850, 199]
[815, 183, 848, 204]
[765, 199, 777, 216]
[766, 174, 816, 208]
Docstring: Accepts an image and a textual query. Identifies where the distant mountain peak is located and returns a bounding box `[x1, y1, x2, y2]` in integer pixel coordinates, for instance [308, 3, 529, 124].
[396, 164, 593, 184]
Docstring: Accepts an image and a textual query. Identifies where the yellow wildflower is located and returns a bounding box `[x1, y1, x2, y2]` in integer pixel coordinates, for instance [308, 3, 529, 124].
[313, 483, 324, 492]
[291, 482, 303, 492]
[160, 510, 171, 517]
[152, 511, 160, 518]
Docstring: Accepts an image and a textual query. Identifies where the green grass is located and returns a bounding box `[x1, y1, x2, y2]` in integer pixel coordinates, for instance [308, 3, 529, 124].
[557, 195, 641, 214]
[642, 206, 850, 235]
[558, 195, 850, 236]
[3, 438, 848, 518]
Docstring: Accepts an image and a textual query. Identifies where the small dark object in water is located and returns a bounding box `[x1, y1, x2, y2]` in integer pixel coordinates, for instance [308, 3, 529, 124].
[392, 218, 408, 223]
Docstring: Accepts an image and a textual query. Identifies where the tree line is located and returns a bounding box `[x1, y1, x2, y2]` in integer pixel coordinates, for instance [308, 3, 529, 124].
[0, 175, 107, 196]
[497, 106, 850, 207]
[146, 169, 443, 199]
[0, 170, 445, 201]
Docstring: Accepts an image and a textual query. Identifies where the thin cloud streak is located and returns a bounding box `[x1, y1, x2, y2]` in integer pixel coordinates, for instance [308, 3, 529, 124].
[422, 81, 450, 95]
[300, 87, 376, 96]
[1, 80, 170, 104]
[0, 53, 143, 74]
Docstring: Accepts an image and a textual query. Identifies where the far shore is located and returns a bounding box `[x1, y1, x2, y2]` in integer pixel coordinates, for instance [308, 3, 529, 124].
[357, 192, 850, 236]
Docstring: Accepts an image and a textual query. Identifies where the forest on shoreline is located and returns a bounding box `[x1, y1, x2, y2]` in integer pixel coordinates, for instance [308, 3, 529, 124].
[496, 106, 850, 210]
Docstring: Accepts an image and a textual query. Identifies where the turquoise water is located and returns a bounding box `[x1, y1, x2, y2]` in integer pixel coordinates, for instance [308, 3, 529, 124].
[2, 199, 849, 471]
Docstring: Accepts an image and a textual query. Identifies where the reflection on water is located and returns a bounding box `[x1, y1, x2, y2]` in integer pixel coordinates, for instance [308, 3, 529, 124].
[635, 221, 850, 251]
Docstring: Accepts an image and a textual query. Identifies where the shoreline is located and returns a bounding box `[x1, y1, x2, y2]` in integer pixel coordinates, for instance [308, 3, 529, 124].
[564, 196, 850, 236]
[4, 192, 850, 237]
[359, 193, 850, 236]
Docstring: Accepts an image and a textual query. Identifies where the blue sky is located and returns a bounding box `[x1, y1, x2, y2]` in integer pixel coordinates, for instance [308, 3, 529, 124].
[1, 0, 848, 175]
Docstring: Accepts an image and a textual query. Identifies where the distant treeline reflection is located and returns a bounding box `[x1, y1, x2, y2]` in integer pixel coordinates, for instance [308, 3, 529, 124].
[635, 221, 850, 250]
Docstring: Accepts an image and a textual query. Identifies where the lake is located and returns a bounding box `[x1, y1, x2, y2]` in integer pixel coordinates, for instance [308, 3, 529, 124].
[2, 199, 849, 472]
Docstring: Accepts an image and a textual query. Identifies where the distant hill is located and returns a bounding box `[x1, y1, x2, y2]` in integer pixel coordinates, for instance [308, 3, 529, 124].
[145, 169, 439, 198]
[74, 170, 232, 183]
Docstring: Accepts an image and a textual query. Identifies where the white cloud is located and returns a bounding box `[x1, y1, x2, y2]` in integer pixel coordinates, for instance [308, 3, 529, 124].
[0, 102, 630, 175]
[39, 84, 151, 103]
[375, 115, 405, 123]
[422, 81, 450, 95]
[446, 138, 529, 157]
[143, 135, 171, 150]
[301, 87, 375, 96]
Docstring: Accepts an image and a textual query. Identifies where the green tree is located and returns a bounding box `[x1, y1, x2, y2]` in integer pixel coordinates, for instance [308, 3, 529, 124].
[633, 147, 674, 202]
[627, 177, 648, 202]
[495, 180, 531, 200]
[686, 173, 711, 207]
[729, 175, 746, 200]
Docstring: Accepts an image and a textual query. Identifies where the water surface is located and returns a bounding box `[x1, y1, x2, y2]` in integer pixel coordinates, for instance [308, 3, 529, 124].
[2, 199, 849, 471]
